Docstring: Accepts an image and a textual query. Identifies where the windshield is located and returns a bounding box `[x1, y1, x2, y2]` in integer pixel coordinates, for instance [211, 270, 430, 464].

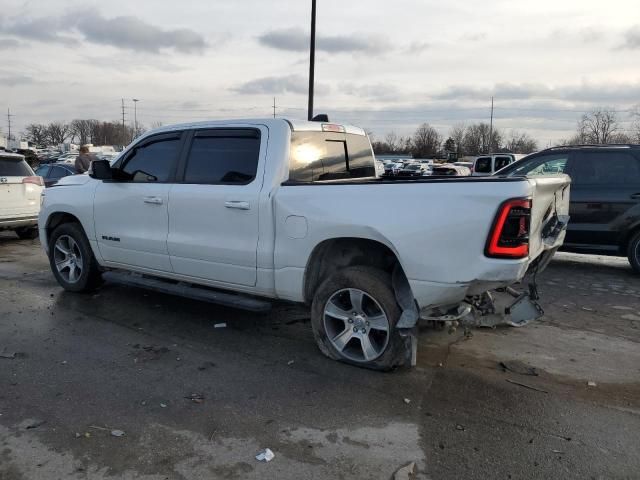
[0, 158, 32, 176]
[406, 165, 420, 170]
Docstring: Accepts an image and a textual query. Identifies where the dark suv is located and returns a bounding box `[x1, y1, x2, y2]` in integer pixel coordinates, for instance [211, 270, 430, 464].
[499, 145, 640, 273]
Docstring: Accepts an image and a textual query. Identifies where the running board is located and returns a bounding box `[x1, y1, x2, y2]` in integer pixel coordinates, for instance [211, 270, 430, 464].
[102, 271, 272, 313]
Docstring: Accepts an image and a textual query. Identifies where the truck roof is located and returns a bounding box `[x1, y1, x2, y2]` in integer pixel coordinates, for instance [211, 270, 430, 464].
[147, 118, 366, 137]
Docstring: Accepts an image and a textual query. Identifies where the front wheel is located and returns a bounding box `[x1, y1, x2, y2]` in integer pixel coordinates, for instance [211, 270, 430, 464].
[628, 231, 640, 274]
[48, 222, 103, 292]
[311, 266, 407, 370]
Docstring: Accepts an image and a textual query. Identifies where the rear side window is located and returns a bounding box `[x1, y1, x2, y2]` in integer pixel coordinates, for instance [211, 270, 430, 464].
[0, 158, 32, 176]
[183, 129, 261, 185]
[289, 132, 375, 182]
[494, 156, 512, 171]
[571, 152, 640, 185]
[503, 154, 569, 176]
[50, 166, 70, 180]
[122, 135, 182, 182]
[475, 157, 492, 173]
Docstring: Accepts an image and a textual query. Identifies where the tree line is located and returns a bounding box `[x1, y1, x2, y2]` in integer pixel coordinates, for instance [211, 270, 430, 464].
[371, 122, 538, 158]
[22, 120, 162, 147]
[372, 107, 640, 158]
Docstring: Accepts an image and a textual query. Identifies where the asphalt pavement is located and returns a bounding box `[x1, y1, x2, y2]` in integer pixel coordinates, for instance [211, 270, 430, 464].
[1, 232, 639, 479]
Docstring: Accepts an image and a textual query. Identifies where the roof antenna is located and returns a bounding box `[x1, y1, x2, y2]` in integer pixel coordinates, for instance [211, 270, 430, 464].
[311, 114, 329, 122]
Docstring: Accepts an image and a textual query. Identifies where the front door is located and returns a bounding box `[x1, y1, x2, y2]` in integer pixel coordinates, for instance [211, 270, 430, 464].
[94, 132, 185, 272]
[167, 127, 266, 287]
[566, 151, 640, 248]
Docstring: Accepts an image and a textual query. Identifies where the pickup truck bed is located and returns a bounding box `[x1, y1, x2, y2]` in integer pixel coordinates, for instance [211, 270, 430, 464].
[39, 118, 570, 370]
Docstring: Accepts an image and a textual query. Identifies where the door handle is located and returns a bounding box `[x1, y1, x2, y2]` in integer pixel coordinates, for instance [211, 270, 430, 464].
[630, 193, 640, 200]
[143, 196, 163, 205]
[224, 201, 250, 210]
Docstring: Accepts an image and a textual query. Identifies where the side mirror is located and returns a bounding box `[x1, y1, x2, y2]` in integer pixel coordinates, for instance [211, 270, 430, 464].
[89, 160, 113, 180]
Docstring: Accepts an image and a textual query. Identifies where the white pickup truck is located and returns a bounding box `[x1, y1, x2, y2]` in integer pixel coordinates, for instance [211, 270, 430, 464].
[39, 119, 570, 369]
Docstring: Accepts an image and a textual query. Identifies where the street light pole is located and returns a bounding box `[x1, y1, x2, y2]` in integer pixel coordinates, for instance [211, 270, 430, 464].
[307, 0, 317, 121]
[132, 98, 140, 139]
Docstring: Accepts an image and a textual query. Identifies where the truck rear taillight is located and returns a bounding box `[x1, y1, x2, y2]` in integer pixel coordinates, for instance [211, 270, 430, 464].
[485, 198, 531, 259]
[22, 176, 44, 186]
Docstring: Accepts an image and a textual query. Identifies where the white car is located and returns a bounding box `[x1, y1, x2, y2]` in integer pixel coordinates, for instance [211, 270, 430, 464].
[0, 152, 44, 239]
[39, 118, 570, 369]
[56, 153, 79, 166]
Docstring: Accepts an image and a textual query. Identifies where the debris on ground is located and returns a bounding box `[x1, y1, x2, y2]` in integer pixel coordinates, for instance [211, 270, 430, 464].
[581, 307, 595, 312]
[506, 379, 548, 394]
[160, 403, 167, 408]
[255, 448, 275, 462]
[499, 360, 539, 376]
[403, 398, 411, 404]
[456, 424, 466, 431]
[287, 360, 295, 365]
[214, 323, 227, 328]
[0, 351, 17, 359]
[185, 393, 205, 404]
[25, 420, 46, 430]
[110, 429, 125, 437]
[587, 381, 597, 387]
[198, 361, 216, 371]
[393, 461, 417, 480]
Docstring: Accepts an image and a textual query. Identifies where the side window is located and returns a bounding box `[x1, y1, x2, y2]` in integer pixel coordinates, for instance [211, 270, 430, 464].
[475, 157, 492, 173]
[49, 166, 68, 180]
[508, 154, 569, 176]
[35, 165, 50, 177]
[346, 134, 376, 178]
[494, 156, 512, 171]
[571, 152, 640, 186]
[183, 130, 261, 185]
[318, 141, 347, 180]
[121, 135, 182, 182]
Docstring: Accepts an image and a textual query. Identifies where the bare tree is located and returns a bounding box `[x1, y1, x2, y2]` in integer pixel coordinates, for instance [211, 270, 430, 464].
[384, 131, 400, 152]
[46, 122, 70, 145]
[412, 123, 442, 158]
[149, 121, 164, 129]
[23, 123, 49, 146]
[631, 106, 640, 143]
[505, 130, 538, 154]
[70, 119, 93, 145]
[576, 108, 619, 144]
[449, 123, 466, 156]
[462, 123, 502, 155]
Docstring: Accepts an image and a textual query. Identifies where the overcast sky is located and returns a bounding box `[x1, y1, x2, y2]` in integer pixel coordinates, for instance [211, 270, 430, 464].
[1, 0, 639, 144]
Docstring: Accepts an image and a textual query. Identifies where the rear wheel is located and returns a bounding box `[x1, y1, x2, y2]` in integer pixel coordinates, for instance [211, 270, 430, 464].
[628, 231, 640, 274]
[48, 222, 103, 292]
[311, 266, 407, 370]
[15, 227, 39, 240]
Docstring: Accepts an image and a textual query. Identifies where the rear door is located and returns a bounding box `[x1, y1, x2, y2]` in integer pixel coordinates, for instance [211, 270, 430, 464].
[0, 156, 40, 219]
[566, 150, 640, 248]
[167, 127, 266, 287]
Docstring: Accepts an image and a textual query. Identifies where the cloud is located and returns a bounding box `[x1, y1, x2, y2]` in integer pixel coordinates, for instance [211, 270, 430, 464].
[621, 25, 640, 49]
[405, 40, 430, 54]
[0, 73, 34, 86]
[258, 28, 388, 54]
[2, 9, 207, 53]
[233, 74, 330, 95]
[433, 82, 640, 104]
[340, 83, 401, 102]
[0, 38, 24, 49]
[461, 33, 487, 42]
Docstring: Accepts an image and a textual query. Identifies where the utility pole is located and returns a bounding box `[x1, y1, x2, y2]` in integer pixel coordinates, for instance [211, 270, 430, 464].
[307, 0, 317, 121]
[273, 97, 276, 118]
[132, 98, 139, 140]
[488, 96, 494, 154]
[7, 108, 14, 143]
[121, 99, 126, 145]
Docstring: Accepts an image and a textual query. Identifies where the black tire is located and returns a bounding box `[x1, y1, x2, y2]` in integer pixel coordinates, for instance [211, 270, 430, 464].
[628, 231, 640, 274]
[311, 266, 407, 371]
[48, 222, 103, 292]
[15, 227, 39, 240]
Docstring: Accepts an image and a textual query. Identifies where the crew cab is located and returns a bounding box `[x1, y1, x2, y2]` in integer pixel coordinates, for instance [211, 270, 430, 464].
[39, 119, 570, 369]
[1, 151, 44, 239]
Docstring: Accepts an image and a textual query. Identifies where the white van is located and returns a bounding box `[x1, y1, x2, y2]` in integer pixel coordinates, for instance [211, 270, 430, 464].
[472, 154, 517, 176]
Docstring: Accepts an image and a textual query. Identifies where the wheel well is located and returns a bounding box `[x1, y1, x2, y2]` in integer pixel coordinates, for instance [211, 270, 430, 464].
[45, 212, 82, 246]
[303, 238, 406, 304]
